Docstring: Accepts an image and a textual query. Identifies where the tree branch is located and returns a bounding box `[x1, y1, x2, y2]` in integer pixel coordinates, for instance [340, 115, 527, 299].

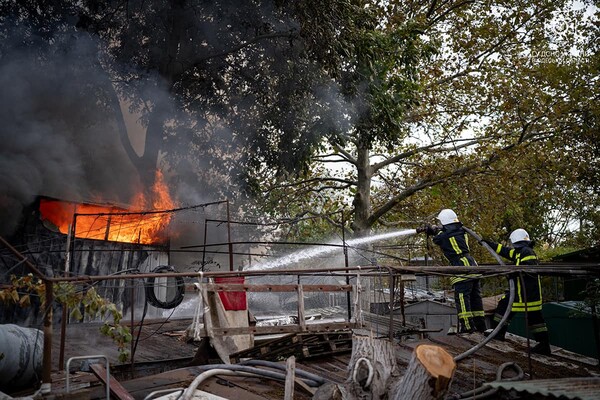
[190, 30, 297, 66]
[371, 137, 487, 172]
[367, 138, 525, 226]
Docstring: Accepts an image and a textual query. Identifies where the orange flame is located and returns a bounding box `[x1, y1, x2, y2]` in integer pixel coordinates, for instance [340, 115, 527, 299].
[39, 171, 176, 245]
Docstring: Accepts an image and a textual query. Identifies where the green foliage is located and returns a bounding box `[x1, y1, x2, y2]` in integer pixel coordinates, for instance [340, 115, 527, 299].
[0, 274, 131, 362]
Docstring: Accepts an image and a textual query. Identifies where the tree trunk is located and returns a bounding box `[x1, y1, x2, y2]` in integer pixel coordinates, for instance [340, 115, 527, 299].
[391, 344, 456, 400]
[351, 145, 373, 236]
[137, 0, 186, 191]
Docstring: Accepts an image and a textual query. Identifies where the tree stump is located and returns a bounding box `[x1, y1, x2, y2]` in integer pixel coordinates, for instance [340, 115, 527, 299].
[311, 336, 455, 400]
[345, 333, 398, 400]
[391, 344, 456, 400]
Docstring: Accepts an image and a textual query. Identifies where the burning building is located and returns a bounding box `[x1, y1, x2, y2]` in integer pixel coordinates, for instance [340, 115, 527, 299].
[0, 195, 173, 326]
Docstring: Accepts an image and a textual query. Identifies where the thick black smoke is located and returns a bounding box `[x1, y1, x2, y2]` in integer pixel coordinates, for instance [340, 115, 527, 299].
[0, 4, 361, 241]
[0, 29, 139, 236]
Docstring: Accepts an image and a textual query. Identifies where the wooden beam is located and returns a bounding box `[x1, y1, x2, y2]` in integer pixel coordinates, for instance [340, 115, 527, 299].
[90, 363, 135, 400]
[284, 356, 296, 400]
[207, 321, 358, 336]
[205, 284, 353, 292]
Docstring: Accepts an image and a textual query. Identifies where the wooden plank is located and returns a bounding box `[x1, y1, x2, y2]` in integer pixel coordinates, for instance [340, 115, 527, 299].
[230, 331, 354, 363]
[284, 356, 296, 400]
[205, 284, 352, 292]
[90, 364, 135, 400]
[211, 321, 356, 336]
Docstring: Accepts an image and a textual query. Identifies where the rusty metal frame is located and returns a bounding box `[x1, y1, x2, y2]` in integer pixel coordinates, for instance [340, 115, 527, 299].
[66, 355, 110, 399]
[2, 234, 600, 389]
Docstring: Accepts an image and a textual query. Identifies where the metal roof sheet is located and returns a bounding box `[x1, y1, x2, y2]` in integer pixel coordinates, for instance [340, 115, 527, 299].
[485, 377, 600, 400]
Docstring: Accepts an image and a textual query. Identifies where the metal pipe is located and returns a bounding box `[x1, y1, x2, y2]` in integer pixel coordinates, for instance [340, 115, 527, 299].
[202, 217, 208, 270]
[59, 222, 73, 370]
[239, 360, 328, 384]
[0, 264, 595, 286]
[42, 281, 53, 387]
[226, 200, 234, 271]
[388, 270, 395, 340]
[130, 279, 135, 378]
[181, 240, 362, 250]
[342, 211, 351, 321]
[73, 200, 227, 217]
[66, 355, 109, 399]
[0, 236, 47, 279]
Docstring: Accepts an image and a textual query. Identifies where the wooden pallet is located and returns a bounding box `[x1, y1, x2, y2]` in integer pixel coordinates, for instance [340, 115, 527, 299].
[230, 331, 353, 363]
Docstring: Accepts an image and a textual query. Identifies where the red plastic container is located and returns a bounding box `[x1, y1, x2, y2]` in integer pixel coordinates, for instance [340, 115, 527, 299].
[214, 277, 247, 311]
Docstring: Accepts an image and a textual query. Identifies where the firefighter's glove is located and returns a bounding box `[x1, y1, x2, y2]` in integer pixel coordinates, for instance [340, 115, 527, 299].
[417, 224, 441, 236]
[482, 239, 495, 248]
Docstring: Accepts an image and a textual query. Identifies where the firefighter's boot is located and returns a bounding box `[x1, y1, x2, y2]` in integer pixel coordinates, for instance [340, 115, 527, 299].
[473, 316, 487, 333]
[531, 331, 551, 355]
[458, 317, 476, 334]
[483, 320, 506, 341]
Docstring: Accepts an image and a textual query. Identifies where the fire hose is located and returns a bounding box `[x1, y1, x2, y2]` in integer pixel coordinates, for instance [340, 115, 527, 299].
[180, 364, 325, 400]
[446, 361, 524, 400]
[453, 227, 515, 362]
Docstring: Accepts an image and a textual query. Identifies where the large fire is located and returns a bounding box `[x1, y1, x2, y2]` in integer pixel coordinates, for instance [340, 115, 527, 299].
[39, 171, 176, 245]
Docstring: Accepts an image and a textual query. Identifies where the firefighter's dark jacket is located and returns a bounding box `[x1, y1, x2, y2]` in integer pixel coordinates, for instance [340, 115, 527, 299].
[488, 239, 542, 312]
[430, 222, 480, 285]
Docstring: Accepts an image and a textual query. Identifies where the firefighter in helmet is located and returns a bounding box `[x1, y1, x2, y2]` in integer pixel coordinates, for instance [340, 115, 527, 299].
[417, 209, 486, 333]
[483, 228, 551, 355]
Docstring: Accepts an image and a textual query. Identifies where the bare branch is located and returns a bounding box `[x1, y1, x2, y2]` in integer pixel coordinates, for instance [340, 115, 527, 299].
[262, 176, 356, 195]
[367, 137, 527, 226]
[371, 136, 488, 172]
[332, 143, 357, 165]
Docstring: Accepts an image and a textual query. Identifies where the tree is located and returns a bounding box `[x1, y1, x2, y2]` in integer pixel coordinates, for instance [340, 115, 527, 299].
[0, 0, 369, 234]
[250, 0, 599, 244]
[76, 0, 368, 201]
[1, 0, 596, 248]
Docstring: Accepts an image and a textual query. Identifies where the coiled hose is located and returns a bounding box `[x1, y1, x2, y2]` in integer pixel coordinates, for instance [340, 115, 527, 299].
[239, 359, 329, 384]
[180, 364, 325, 400]
[446, 362, 524, 399]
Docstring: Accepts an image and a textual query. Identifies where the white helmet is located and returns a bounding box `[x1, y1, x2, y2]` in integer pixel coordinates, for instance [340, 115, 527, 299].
[509, 228, 530, 244]
[437, 209, 459, 225]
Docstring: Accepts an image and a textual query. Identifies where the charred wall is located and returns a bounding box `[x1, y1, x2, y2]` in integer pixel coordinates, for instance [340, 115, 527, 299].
[0, 197, 169, 326]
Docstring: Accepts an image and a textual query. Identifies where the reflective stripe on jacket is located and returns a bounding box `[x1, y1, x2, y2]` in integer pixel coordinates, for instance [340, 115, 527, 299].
[491, 240, 542, 311]
[432, 222, 481, 285]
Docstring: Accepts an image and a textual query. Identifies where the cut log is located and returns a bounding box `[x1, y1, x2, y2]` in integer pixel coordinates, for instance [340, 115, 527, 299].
[391, 344, 456, 400]
[311, 336, 455, 400]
